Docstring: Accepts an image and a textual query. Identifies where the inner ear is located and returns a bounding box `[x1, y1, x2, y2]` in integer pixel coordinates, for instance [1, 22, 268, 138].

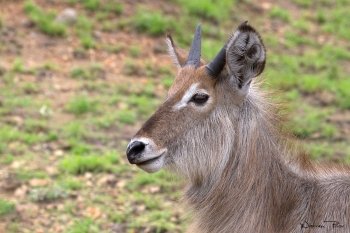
[226, 23, 266, 89]
[166, 35, 187, 68]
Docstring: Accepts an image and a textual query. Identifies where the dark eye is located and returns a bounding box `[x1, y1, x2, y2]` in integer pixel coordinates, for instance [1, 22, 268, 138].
[190, 93, 209, 105]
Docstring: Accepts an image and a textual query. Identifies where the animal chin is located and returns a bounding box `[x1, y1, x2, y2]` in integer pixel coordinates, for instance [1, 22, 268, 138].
[136, 152, 166, 173]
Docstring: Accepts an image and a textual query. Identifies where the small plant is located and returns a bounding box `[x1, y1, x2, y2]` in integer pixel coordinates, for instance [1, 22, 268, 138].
[178, 0, 233, 22]
[0, 16, 3, 29]
[70, 64, 105, 80]
[83, 0, 100, 11]
[292, 0, 312, 7]
[336, 79, 350, 109]
[132, 10, 174, 36]
[59, 177, 84, 190]
[76, 16, 95, 49]
[162, 75, 173, 89]
[129, 46, 141, 58]
[289, 104, 337, 139]
[11, 58, 25, 73]
[127, 94, 157, 115]
[24, 1, 66, 37]
[0, 199, 15, 217]
[29, 185, 68, 203]
[67, 218, 100, 233]
[269, 6, 291, 22]
[122, 60, 143, 76]
[322, 8, 350, 40]
[66, 96, 97, 115]
[59, 152, 119, 175]
[116, 109, 137, 125]
[102, 2, 123, 15]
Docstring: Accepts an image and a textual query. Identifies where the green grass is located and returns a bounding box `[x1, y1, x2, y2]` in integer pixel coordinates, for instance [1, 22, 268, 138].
[76, 16, 95, 49]
[0, 199, 15, 217]
[336, 79, 350, 109]
[292, 0, 312, 7]
[15, 170, 48, 181]
[129, 46, 141, 58]
[29, 185, 68, 203]
[130, 210, 179, 232]
[59, 152, 119, 175]
[178, 0, 234, 22]
[161, 75, 174, 89]
[322, 8, 350, 40]
[1, 0, 350, 232]
[0, 154, 14, 165]
[24, 1, 66, 37]
[122, 60, 143, 76]
[289, 104, 337, 139]
[67, 218, 100, 233]
[132, 9, 175, 36]
[82, 0, 100, 11]
[269, 6, 291, 22]
[116, 109, 137, 124]
[66, 96, 98, 115]
[127, 94, 158, 115]
[70, 64, 105, 80]
[11, 58, 26, 73]
[102, 1, 123, 15]
[59, 177, 84, 190]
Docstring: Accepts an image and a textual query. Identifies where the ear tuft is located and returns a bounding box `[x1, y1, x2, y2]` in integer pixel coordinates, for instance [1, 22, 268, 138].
[166, 35, 181, 68]
[226, 23, 266, 90]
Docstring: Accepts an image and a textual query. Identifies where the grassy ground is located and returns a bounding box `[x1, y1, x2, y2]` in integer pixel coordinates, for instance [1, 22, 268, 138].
[0, 0, 349, 232]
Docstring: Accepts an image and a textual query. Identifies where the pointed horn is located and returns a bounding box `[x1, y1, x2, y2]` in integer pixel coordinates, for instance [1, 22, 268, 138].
[186, 24, 202, 68]
[205, 45, 226, 77]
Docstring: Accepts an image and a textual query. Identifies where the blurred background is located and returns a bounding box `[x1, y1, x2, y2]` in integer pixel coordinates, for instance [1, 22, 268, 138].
[0, 0, 349, 232]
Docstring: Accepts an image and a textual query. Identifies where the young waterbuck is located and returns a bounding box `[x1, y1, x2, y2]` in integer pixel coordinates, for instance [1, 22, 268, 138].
[126, 23, 350, 233]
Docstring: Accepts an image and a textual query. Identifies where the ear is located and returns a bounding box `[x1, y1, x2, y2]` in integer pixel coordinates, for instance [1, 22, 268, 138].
[226, 22, 266, 92]
[166, 35, 187, 68]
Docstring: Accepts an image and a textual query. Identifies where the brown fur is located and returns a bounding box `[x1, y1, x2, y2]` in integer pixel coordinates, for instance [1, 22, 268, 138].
[130, 28, 350, 233]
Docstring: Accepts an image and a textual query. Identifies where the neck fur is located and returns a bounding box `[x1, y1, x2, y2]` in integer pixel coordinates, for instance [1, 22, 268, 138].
[185, 85, 314, 233]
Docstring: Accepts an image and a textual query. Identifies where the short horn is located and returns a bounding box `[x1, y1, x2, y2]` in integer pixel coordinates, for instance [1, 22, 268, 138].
[206, 46, 226, 77]
[186, 24, 201, 68]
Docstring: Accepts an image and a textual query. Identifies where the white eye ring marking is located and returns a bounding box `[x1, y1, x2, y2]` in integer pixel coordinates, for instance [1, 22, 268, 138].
[173, 83, 200, 110]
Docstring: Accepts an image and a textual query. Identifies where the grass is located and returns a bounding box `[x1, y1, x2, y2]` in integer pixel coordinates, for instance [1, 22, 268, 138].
[178, 0, 234, 22]
[116, 109, 137, 124]
[76, 16, 95, 49]
[289, 104, 337, 139]
[129, 46, 141, 58]
[132, 9, 175, 36]
[336, 79, 350, 109]
[82, 0, 100, 11]
[322, 8, 350, 40]
[66, 96, 98, 115]
[269, 6, 291, 22]
[70, 64, 105, 80]
[122, 60, 144, 76]
[59, 152, 119, 175]
[0, 199, 15, 217]
[29, 185, 68, 203]
[1, 0, 350, 232]
[24, 1, 66, 37]
[67, 218, 100, 233]
[59, 177, 84, 191]
[102, 1, 123, 15]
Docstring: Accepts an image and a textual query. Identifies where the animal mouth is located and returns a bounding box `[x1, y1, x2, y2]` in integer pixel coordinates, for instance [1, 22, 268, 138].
[136, 151, 166, 166]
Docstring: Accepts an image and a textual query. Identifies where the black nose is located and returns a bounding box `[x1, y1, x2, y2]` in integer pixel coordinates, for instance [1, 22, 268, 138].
[126, 141, 146, 164]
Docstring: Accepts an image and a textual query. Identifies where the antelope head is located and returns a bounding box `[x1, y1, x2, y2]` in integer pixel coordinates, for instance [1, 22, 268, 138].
[126, 23, 266, 181]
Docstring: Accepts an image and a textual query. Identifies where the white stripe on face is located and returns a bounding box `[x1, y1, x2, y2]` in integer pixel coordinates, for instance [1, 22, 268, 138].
[173, 83, 200, 110]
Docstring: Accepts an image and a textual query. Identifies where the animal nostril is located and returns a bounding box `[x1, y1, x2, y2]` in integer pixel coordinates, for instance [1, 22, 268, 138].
[126, 141, 146, 163]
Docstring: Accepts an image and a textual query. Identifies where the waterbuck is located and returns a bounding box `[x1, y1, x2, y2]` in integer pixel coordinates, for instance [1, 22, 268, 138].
[126, 22, 350, 233]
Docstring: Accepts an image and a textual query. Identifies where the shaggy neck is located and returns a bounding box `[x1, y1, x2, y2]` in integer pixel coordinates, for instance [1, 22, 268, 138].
[185, 89, 312, 232]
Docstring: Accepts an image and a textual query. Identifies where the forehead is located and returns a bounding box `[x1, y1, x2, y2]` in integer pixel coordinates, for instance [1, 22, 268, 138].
[168, 66, 215, 97]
